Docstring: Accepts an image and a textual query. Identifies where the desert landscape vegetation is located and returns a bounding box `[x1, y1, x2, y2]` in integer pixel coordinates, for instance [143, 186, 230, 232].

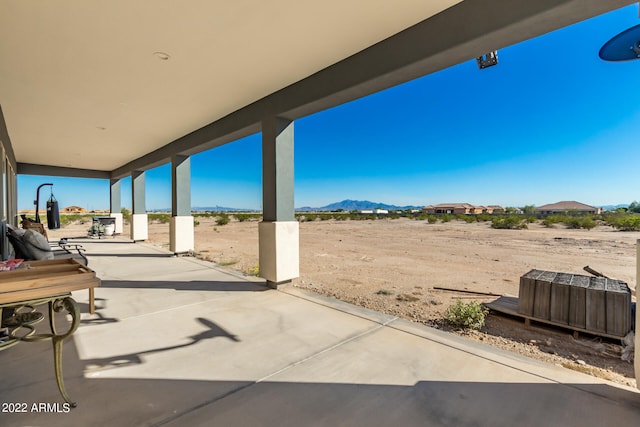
[50, 209, 638, 388]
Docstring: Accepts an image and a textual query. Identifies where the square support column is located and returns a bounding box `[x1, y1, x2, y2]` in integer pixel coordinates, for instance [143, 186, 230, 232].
[131, 170, 148, 241]
[259, 221, 299, 284]
[170, 154, 194, 254]
[109, 178, 123, 234]
[260, 117, 299, 288]
[110, 213, 123, 235]
[170, 216, 194, 254]
[131, 213, 148, 241]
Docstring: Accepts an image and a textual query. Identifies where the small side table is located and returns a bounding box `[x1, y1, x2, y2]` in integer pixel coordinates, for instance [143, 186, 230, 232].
[0, 259, 100, 406]
[1, 295, 80, 405]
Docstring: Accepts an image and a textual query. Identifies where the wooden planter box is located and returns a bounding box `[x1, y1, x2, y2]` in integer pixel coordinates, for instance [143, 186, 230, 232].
[519, 269, 631, 338]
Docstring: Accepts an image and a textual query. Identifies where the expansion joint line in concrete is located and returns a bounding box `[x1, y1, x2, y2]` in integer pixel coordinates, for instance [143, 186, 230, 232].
[150, 318, 397, 427]
[278, 287, 398, 326]
[256, 316, 398, 383]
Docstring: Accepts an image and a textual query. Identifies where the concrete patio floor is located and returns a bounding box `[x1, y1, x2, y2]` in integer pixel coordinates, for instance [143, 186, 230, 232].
[0, 237, 639, 426]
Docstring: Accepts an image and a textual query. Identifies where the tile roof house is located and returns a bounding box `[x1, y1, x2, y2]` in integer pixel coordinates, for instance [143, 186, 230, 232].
[535, 201, 602, 215]
[62, 206, 86, 214]
[486, 205, 506, 214]
[423, 203, 472, 215]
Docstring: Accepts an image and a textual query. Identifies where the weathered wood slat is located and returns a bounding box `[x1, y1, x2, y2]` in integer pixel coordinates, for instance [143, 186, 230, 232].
[605, 279, 632, 336]
[533, 271, 556, 320]
[518, 269, 541, 316]
[568, 274, 589, 329]
[586, 277, 606, 334]
[550, 272, 571, 325]
[4, 264, 93, 280]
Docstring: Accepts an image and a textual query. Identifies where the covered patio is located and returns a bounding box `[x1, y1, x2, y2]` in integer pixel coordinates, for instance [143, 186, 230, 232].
[0, 237, 638, 426]
[0, 1, 639, 424]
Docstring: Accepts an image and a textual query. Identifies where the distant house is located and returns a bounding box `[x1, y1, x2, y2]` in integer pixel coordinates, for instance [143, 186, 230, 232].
[359, 209, 373, 214]
[535, 201, 601, 216]
[485, 205, 505, 214]
[423, 203, 473, 215]
[62, 205, 86, 214]
[422, 203, 505, 215]
[423, 203, 492, 215]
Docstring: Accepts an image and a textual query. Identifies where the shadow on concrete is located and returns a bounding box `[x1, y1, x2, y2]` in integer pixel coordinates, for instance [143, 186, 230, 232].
[66, 238, 132, 244]
[85, 253, 176, 258]
[1, 374, 638, 426]
[0, 315, 245, 427]
[79, 311, 120, 326]
[72, 299, 121, 326]
[81, 318, 239, 371]
[99, 279, 267, 292]
[54, 235, 96, 241]
[160, 379, 640, 427]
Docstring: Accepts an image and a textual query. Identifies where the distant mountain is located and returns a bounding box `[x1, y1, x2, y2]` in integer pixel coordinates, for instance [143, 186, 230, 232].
[598, 204, 628, 211]
[191, 206, 258, 212]
[296, 199, 421, 212]
[148, 206, 259, 212]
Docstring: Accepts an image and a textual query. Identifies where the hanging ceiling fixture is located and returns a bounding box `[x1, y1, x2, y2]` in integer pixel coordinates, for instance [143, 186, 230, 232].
[476, 51, 498, 69]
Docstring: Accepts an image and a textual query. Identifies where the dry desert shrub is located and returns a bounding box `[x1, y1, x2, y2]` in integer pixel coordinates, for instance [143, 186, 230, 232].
[444, 299, 488, 330]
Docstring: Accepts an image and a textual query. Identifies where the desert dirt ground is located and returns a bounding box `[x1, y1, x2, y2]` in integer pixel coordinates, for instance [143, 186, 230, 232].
[53, 217, 637, 388]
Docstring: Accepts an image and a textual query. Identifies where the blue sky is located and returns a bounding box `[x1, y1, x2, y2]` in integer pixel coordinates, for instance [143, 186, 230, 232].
[17, 5, 640, 211]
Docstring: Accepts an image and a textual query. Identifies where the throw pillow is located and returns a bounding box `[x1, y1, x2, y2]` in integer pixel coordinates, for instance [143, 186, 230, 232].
[22, 229, 54, 260]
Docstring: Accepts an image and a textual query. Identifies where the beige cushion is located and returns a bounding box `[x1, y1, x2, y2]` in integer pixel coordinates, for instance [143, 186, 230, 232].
[22, 229, 54, 260]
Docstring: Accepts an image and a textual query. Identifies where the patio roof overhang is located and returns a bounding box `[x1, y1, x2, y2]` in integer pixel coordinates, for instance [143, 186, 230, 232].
[1, 0, 634, 179]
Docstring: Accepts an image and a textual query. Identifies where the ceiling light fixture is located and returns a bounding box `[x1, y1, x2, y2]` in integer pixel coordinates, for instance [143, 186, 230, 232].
[153, 51, 171, 61]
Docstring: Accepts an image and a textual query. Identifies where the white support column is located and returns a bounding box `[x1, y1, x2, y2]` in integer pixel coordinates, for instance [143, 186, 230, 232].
[170, 154, 194, 254]
[259, 221, 299, 284]
[170, 216, 194, 253]
[131, 213, 148, 241]
[109, 178, 123, 234]
[131, 170, 148, 241]
[110, 213, 123, 235]
[260, 117, 299, 288]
